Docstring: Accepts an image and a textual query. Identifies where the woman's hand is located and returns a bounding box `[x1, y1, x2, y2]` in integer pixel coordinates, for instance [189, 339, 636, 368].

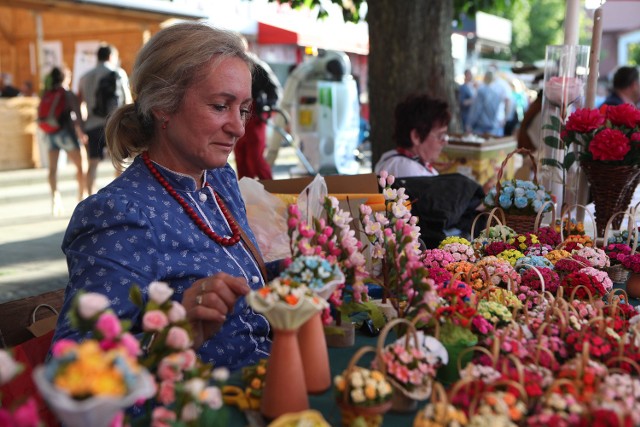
[183, 272, 250, 349]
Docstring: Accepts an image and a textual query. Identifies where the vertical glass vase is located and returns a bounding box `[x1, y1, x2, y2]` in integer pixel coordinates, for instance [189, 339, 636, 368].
[538, 45, 590, 213]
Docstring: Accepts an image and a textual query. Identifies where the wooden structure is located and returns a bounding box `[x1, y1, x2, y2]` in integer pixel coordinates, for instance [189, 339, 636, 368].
[0, 0, 205, 171]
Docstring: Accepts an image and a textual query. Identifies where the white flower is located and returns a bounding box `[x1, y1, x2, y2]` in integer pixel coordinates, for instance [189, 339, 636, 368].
[78, 292, 110, 319]
[0, 350, 20, 385]
[211, 367, 230, 382]
[200, 386, 223, 409]
[181, 402, 200, 422]
[350, 372, 364, 388]
[184, 378, 207, 398]
[167, 301, 186, 322]
[351, 388, 366, 403]
[149, 281, 174, 304]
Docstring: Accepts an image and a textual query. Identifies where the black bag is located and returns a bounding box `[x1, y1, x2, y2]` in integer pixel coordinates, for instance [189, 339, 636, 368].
[392, 174, 486, 248]
[93, 71, 120, 117]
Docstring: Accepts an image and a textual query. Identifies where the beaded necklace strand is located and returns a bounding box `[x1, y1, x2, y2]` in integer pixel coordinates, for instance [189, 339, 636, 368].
[141, 151, 240, 246]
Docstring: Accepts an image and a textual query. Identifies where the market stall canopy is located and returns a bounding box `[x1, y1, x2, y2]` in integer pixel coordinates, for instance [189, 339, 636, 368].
[2, 0, 207, 23]
[257, 19, 369, 55]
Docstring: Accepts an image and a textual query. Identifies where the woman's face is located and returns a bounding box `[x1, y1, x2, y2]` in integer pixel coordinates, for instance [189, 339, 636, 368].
[152, 56, 252, 180]
[413, 123, 449, 163]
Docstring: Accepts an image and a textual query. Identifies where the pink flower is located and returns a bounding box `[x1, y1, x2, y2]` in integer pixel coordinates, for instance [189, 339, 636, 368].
[10, 397, 40, 427]
[50, 339, 77, 358]
[605, 103, 640, 128]
[180, 349, 197, 370]
[142, 310, 169, 332]
[120, 332, 142, 357]
[158, 357, 182, 382]
[78, 292, 110, 319]
[589, 128, 631, 161]
[166, 326, 191, 350]
[201, 386, 223, 409]
[564, 107, 605, 133]
[544, 76, 584, 107]
[167, 301, 186, 323]
[158, 380, 176, 405]
[0, 350, 20, 385]
[95, 312, 122, 340]
[152, 407, 176, 427]
[148, 281, 174, 304]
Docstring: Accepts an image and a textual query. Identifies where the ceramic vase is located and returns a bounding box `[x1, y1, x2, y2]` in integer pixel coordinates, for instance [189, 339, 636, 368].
[298, 312, 331, 394]
[626, 272, 640, 299]
[260, 328, 309, 420]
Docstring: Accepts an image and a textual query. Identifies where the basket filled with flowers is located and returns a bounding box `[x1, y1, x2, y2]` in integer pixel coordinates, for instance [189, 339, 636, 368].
[561, 104, 640, 236]
[484, 148, 553, 235]
[621, 252, 640, 298]
[333, 346, 393, 427]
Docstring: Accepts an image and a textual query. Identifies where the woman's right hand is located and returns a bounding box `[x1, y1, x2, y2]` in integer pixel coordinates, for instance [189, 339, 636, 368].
[183, 272, 250, 349]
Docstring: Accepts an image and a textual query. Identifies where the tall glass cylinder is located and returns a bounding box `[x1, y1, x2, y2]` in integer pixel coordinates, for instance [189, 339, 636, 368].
[538, 45, 590, 214]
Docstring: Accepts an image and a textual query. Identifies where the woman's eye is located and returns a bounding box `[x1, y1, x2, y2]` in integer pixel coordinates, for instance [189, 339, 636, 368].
[240, 108, 252, 119]
[213, 104, 228, 112]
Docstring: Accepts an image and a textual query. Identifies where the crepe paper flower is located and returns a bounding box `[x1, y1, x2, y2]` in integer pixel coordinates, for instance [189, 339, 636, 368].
[422, 248, 456, 269]
[427, 266, 453, 287]
[378, 341, 441, 392]
[476, 390, 528, 423]
[558, 358, 609, 403]
[534, 227, 561, 248]
[333, 367, 392, 407]
[604, 243, 633, 266]
[565, 327, 617, 363]
[241, 358, 268, 400]
[578, 267, 613, 293]
[544, 249, 572, 265]
[445, 260, 475, 277]
[477, 300, 512, 326]
[460, 362, 502, 384]
[561, 271, 608, 300]
[440, 242, 477, 263]
[514, 255, 554, 274]
[557, 218, 586, 236]
[473, 256, 522, 290]
[621, 253, 640, 273]
[554, 255, 591, 277]
[597, 373, 640, 425]
[415, 400, 469, 426]
[573, 246, 610, 269]
[279, 254, 344, 299]
[507, 232, 540, 252]
[484, 179, 553, 216]
[472, 236, 501, 258]
[525, 391, 585, 427]
[496, 249, 525, 267]
[561, 104, 640, 165]
[524, 243, 554, 257]
[482, 241, 515, 258]
[480, 288, 523, 313]
[439, 236, 473, 248]
[519, 267, 560, 295]
[480, 225, 518, 241]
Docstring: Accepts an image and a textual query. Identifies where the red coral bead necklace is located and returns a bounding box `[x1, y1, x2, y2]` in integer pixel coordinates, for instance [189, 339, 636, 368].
[142, 151, 240, 246]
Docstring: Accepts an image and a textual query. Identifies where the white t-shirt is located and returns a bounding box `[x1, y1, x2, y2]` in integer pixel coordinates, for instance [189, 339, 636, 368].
[374, 149, 438, 178]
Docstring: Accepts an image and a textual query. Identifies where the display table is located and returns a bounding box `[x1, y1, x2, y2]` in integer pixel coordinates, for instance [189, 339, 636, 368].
[227, 328, 417, 426]
[437, 135, 517, 188]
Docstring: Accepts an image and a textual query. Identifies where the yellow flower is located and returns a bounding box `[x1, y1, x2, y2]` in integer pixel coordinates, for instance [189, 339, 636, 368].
[364, 384, 377, 400]
[370, 370, 384, 382]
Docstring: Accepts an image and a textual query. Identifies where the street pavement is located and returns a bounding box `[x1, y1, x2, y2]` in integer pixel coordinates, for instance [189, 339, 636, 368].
[0, 148, 371, 304]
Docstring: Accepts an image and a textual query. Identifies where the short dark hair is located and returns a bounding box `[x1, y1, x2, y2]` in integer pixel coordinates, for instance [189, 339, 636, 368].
[50, 67, 64, 86]
[393, 94, 451, 148]
[613, 66, 639, 90]
[97, 45, 113, 62]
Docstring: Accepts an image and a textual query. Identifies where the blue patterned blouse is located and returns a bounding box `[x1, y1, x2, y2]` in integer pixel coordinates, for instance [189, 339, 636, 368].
[52, 156, 273, 371]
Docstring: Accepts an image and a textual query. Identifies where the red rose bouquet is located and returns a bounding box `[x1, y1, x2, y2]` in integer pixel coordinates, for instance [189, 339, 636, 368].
[563, 104, 640, 165]
[621, 253, 640, 273]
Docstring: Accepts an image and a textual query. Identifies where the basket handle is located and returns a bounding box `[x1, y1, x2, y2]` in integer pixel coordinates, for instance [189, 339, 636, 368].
[534, 200, 557, 232]
[484, 378, 530, 409]
[375, 318, 419, 378]
[471, 207, 507, 239]
[603, 210, 635, 248]
[495, 148, 538, 205]
[558, 204, 598, 243]
[519, 264, 547, 294]
[342, 345, 378, 405]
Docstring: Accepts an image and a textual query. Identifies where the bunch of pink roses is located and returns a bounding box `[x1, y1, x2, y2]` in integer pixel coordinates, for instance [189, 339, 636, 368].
[621, 253, 640, 273]
[0, 350, 41, 427]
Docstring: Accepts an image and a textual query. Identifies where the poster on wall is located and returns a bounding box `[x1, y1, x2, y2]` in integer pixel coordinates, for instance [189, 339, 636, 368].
[72, 41, 100, 93]
[41, 40, 63, 81]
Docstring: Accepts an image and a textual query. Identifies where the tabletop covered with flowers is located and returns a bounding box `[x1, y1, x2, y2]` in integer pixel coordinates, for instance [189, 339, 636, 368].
[2, 171, 640, 427]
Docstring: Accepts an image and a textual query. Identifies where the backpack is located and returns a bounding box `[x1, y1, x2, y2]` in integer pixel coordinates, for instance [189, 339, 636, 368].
[37, 87, 66, 134]
[93, 71, 121, 117]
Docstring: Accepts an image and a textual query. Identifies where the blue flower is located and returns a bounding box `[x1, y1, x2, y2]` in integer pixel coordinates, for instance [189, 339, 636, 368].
[484, 193, 496, 206]
[514, 196, 528, 209]
[532, 200, 543, 212]
[499, 194, 513, 209]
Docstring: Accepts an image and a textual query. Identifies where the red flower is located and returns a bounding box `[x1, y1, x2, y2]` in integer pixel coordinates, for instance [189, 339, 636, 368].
[605, 103, 640, 128]
[565, 107, 605, 132]
[589, 128, 631, 161]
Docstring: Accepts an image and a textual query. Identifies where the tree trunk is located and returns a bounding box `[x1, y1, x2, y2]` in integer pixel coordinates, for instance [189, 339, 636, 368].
[368, 0, 459, 167]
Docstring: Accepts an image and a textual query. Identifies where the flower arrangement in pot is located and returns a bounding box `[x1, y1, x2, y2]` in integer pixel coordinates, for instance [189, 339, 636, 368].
[604, 243, 633, 283]
[559, 104, 640, 235]
[621, 252, 640, 298]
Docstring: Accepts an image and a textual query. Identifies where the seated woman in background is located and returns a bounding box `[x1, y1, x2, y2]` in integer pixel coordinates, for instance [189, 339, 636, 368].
[374, 94, 485, 247]
[52, 23, 281, 371]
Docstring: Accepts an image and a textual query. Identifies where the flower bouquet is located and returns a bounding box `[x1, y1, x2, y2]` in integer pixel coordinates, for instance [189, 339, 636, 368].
[561, 104, 640, 235]
[32, 292, 156, 427]
[0, 349, 43, 426]
[375, 318, 446, 412]
[604, 243, 633, 283]
[334, 346, 393, 427]
[484, 149, 553, 234]
[621, 253, 640, 298]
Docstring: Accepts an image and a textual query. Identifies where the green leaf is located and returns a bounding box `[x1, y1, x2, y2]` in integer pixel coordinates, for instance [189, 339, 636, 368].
[563, 152, 576, 170]
[323, 325, 346, 336]
[543, 135, 561, 149]
[541, 158, 563, 170]
[129, 285, 144, 308]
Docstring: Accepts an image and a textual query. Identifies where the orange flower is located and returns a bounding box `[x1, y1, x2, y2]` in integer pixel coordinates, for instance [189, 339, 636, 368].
[284, 295, 298, 305]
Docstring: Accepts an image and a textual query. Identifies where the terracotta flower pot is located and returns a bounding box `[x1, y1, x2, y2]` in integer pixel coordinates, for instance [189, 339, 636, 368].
[626, 272, 640, 299]
[298, 312, 331, 394]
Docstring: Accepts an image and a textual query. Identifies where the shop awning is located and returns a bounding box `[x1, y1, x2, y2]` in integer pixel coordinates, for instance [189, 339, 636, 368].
[257, 20, 369, 55]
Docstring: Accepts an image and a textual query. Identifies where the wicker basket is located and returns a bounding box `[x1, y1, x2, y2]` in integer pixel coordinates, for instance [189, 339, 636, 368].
[582, 161, 640, 238]
[494, 148, 547, 235]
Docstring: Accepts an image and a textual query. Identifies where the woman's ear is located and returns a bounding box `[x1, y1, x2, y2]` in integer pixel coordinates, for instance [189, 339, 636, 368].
[410, 129, 422, 147]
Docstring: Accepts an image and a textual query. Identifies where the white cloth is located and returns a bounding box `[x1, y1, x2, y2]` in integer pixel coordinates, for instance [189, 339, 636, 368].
[374, 149, 438, 178]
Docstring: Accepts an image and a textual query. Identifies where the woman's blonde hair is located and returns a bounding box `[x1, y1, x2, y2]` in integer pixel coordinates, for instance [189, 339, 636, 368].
[105, 22, 254, 171]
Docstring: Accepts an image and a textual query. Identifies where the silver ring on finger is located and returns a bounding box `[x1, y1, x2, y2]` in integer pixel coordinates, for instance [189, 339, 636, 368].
[196, 294, 203, 305]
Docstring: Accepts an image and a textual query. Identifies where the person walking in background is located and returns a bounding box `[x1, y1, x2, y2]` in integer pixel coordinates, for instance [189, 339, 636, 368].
[38, 67, 86, 215]
[78, 43, 132, 194]
[0, 73, 21, 97]
[466, 70, 508, 137]
[602, 66, 640, 106]
[458, 69, 475, 130]
[233, 45, 282, 180]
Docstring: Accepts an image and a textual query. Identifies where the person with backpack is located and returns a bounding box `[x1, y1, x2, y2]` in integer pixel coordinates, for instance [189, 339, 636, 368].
[232, 45, 282, 180]
[38, 67, 86, 215]
[78, 43, 132, 195]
